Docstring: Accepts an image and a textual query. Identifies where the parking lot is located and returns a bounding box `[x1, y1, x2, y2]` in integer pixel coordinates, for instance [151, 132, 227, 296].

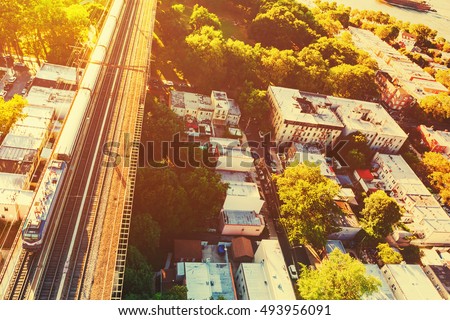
[1, 64, 33, 101]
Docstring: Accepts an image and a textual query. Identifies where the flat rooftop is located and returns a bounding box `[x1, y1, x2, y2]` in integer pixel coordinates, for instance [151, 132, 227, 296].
[255, 240, 296, 300]
[210, 137, 241, 152]
[375, 154, 429, 195]
[1, 134, 43, 150]
[0, 146, 37, 162]
[239, 263, 272, 300]
[218, 171, 249, 182]
[0, 188, 34, 206]
[0, 159, 33, 175]
[326, 240, 346, 254]
[14, 116, 50, 130]
[291, 152, 336, 178]
[226, 181, 260, 198]
[34, 63, 77, 84]
[9, 125, 48, 140]
[184, 262, 236, 300]
[22, 106, 54, 120]
[171, 90, 213, 111]
[333, 97, 407, 138]
[0, 172, 28, 189]
[383, 264, 442, 300]
[222, 210, 263, 226]
[364, 265, 395, 300]
[269, 86, 344, 129]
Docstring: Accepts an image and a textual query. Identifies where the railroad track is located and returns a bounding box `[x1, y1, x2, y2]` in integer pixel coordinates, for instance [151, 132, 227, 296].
[3, 251, 35, 300]
[35, 0, 138, 300]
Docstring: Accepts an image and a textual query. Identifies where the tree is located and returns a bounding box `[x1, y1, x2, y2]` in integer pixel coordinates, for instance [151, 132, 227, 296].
[273, 164, 342, 249]
[360, 190, 402, 239]
[134, 168, 189, 234]
[237, 81, 271, 131]
[435, 69, 450, 89]
[0, 95, 27, 138]
[185, 26, 226, 91]
[298, 249, 381, 300]
[338, 131, 372, 168]
[419, 93, 450, 120]
[178, 167, 228, 230]
[154, 285, 188, 300]
[326, 64, 378, 100]
[375, 24, 399, 42]
[377, 243, 403, 264]
[249, 1, 320, 50]
[123, 246, 153, 299]
[141, 97, 184, 158]
[189, 4, 221, 31]
[129, 214, 161, 263]
[422, 152, 450, 205]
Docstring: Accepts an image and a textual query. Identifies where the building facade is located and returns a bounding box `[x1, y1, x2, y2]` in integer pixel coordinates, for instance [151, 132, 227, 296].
[418, 125, 450, 154]
[268, 86, 344, 146]
[333, 97, 408, 153]
[170, 90, 241, 126]
[234, 240, 296, 300]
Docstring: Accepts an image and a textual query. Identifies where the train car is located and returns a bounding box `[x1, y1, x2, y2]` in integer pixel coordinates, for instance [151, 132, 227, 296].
[54, 0, 124, 161]
[22, 160, 67, 251]
[23, 0, 125, 250]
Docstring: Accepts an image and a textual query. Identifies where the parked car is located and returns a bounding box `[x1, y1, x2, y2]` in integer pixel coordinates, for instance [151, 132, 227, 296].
[0, 90, 7, 97]
[288, 265, 298, 280]
[21, 88, 27, 95]
[6, 76, 17, 83]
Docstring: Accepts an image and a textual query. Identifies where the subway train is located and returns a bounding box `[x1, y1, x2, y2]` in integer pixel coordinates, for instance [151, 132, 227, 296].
[22, 0, 124, 251]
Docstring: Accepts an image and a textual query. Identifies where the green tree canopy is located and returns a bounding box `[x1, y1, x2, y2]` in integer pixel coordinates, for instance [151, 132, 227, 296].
[338, 131, 372, 168]
[0, 95, 27, 138]
[189, 4, 221, 31]
[377, 243, 403, 264]
[273, 164, 342, 249]
[435, 69, 450, 89]
[361, 190, 402, 239]
[123, 246, 153, 299]
[422, 152, 450, 205]
[326, 64, 378, 100]
[237, 81, 271, 132]
[129, 214, 161, 263]
[419, 93, 450, 121]
[298, 249, 381, 299]
[249, 1, 320, 49]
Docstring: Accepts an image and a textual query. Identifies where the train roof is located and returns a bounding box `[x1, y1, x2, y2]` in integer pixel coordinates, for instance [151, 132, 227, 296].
[23, 160, 66, 230]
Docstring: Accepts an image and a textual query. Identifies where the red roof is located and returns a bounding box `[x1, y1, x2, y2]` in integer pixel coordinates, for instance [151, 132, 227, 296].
[356, 169, 374, 181]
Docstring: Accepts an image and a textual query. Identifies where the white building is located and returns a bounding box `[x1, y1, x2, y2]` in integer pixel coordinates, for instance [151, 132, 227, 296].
[349, 27, 448, 105]
[170, 90, 241, 126]
[381, 264, 442, 300]
[373, 153, 450, 245]
[181, 262, 237, 300]
[418, 125, 450, 155]
[333, 98, 407, 153]
[26, 86, 75, 120]
[222, 181, 264, 214]
[219, 209, 265, 236]
[268, 86, 344, 145]
[363, 265, 395, 300]
[0, 188, 34, 221]
[33, 62, 78, 89]
[235, 239, 296, 300]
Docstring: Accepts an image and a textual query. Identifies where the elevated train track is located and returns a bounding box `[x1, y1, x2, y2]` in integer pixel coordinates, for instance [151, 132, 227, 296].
[36, 0, 138, 300]
[1, 0, 149, 300]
